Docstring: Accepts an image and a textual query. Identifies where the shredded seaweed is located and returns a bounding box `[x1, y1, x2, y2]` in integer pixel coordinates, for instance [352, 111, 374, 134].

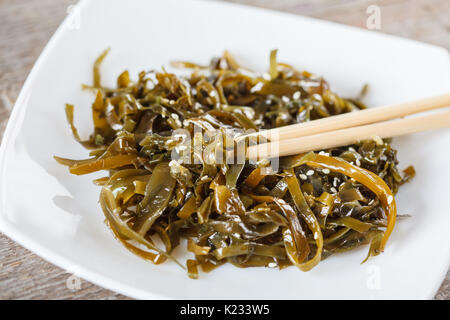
[56, 49, 413, 278]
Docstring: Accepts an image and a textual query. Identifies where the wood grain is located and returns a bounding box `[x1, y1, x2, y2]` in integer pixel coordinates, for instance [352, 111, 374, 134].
[0, 0, 448, 300]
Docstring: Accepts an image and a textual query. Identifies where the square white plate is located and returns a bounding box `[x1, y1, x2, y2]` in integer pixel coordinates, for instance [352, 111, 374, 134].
[0, 0, 449, 299]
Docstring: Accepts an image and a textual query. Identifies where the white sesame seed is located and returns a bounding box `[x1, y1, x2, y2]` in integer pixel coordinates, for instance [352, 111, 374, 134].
[314, 232, 319, 240]
[268, 262, 277, 268]
[220, 58, 228, 69]
[282, 96, 290, 103]
[306, 170, 314, 176]
[373, 135, 383, 146]
[262, 72, 271, 80]
[293, 91, 301, 100]
[333, 177, 339, 187]
[322, 168, 330, 174]
[348, 147, 356, 152]
[330, 187, 337, 193]
[171, 113, 179, 120]
[387, 195, 393, 204]
[168, 160, 178, 168]
[299, 174, 307, 180]
[318, 151, 329, 156]
[250, 82, 264, 93]
[355, 159, 361, 166]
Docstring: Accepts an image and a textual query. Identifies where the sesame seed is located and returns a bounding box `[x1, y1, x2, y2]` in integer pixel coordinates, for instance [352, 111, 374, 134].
[333, 177, 339, 187]
[314, 232, 319, 240]
[299, 174, 307, 180]
[282, 96, 290, 103]
[168, 160, 178, 168]
[219, 58, 228, 69]
[373, 135, 383, 146]
[387, 195, 393, 204]
[330, 187, 337, 193]
[293, 91, 301, 100]
[355, 159, 361, 166]
[250, 82, 264, 93]
[262, 72, 271, 80]
[268, 262, 277, 268]
[322, 168, 330, 174]
[306, 170, 314, 176]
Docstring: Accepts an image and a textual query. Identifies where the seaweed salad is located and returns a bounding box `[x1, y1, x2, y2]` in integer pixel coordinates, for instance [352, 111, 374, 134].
[55, 49, 414, 278]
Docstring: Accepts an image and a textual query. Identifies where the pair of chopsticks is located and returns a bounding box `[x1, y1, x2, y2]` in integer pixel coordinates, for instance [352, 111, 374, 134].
[245, 93, 450, 160]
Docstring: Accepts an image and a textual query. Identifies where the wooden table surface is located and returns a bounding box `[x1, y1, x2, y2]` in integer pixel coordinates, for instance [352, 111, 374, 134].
[0, 0, 448, 300]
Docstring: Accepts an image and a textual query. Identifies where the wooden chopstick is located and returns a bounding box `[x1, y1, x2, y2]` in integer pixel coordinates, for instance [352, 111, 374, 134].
[240, 93, 450, 142]
[247, 107, 450, 160]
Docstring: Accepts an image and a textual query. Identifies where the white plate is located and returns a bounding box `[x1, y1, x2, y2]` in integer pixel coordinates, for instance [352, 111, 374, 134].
[1, 0, 449, 300]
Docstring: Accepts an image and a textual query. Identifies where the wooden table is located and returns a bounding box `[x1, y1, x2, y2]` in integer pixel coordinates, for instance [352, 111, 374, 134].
[0, 0, 448, 300]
